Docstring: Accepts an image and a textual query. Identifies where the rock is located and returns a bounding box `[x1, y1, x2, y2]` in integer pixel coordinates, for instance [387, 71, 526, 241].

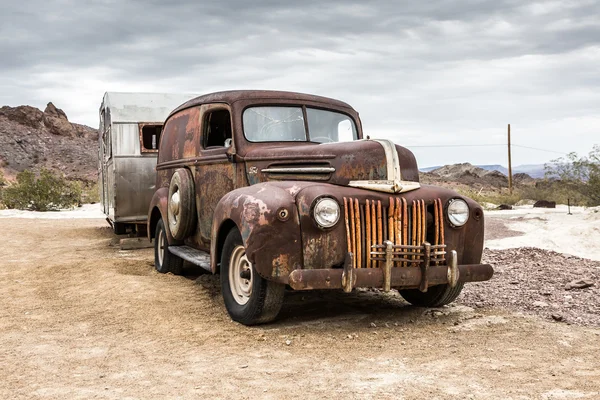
[497, 204, 513, 210]
[551, 314, 564, 322]
[533, 200, 556, 208]
[533, 301, 549, 308]
[73, 123, 99, 140]
[0, 105, 43, 128]
[565, 279, 594, 290]
[285, 340, 291, 346]
[44, 102, 68, 119]
[43, 102, 76, 137]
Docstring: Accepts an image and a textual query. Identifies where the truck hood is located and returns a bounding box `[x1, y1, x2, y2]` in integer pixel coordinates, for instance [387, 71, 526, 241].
[242, 139, 420, 193]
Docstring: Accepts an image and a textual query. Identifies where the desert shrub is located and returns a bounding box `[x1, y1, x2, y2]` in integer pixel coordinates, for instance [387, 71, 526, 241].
[457, 188, 522, 207]
[0, 169, 5, 209]
[2, 168, 82, 211]
[82, 181, 100, 204]
[544, 145, 600, 206]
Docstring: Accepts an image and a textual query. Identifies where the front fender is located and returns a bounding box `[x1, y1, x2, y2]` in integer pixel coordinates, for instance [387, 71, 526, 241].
[211, 182, 304, 283]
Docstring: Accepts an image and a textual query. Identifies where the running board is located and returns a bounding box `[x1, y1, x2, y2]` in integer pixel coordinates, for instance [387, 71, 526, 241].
[168, 246, 211, 272]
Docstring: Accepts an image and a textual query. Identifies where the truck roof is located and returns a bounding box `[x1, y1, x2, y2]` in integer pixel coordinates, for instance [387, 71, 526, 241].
[169, 90, 355, 118]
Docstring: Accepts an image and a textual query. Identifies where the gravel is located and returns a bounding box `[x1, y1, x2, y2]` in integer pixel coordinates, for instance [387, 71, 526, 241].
[459, 247, 600, 327]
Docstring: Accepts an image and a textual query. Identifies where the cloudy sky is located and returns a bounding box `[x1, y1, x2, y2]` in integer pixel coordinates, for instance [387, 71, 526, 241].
[1, 0, 598, 167]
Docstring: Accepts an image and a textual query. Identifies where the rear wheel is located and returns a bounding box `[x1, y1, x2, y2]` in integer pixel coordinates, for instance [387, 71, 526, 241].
[154, 219, 183, 275]
[168, 168, 196, 240]
[220, 228, 285, 325]
[399, 283, 464, 307]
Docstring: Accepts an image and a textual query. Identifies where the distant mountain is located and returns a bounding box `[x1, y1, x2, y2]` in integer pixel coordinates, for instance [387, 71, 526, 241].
[420, 163, 547, 179]
[420, 165, 442, 173]
[512, 164, 547, 179]
[477, 164, 509, 175]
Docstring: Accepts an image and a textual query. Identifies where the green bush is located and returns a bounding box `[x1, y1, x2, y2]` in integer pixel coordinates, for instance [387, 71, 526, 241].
[1, 168, 82, 211]
[545, 145, 600, 206]
[82, 181, 100, 204]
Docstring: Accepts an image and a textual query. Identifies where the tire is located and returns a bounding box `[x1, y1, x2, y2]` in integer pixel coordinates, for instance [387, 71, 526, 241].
[220, 228, 285, 325]
[168, 168, 196, 240]
[154, 219, 183, 275]
[399, 282, 464, 307]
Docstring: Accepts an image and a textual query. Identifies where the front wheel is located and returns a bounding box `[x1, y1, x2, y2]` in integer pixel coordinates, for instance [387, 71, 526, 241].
[154, 219, 183, 275]
[220, 228, 285, 325]
[399, 283, 464, 307]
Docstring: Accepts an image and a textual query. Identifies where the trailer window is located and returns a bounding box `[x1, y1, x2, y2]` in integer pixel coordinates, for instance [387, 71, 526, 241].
[204, 109, 232, 148]
[140, 124, 163, 152]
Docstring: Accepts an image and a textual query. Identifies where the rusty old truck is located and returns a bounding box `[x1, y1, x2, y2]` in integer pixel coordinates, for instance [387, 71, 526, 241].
[147, 90, 493, 325]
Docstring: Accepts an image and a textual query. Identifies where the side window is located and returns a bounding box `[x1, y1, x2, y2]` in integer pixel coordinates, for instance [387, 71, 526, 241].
[103, 109, 112, 160]
[139, 124, 163, 152]
[204, 109, 232, 149]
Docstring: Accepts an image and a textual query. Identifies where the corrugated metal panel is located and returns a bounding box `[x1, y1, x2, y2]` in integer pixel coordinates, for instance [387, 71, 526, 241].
[102, 92, 199, 123]
[113, 124, 140, 156]
[113, 157, 157, 221]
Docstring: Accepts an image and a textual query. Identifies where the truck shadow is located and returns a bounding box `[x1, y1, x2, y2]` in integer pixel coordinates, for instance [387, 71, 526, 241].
[276, 289, 425, 326]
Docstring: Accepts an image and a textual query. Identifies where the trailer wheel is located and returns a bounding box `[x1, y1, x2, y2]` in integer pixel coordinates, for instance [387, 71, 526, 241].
[220, 228, 285, 325]
[399, 283, 464, 307]
[154, 219, 183, 275]
[168, 168, 196, 240]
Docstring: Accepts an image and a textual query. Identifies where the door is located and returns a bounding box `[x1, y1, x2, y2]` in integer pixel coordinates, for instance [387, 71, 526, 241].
[192, 105, 235, 249]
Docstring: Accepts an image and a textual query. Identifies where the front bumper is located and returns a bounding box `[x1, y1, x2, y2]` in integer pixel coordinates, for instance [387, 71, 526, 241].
[288, 244, 493, 292]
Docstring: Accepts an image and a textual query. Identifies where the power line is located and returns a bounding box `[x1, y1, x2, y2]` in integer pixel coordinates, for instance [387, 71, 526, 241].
[405, 144, 504, 148]
[404, 143, 569, 155]
[511, 144, 569, 155]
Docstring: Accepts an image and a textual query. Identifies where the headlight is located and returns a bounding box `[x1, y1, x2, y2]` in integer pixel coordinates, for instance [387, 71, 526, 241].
[312, 197, 340, 228]
[447, 199, 469, 227]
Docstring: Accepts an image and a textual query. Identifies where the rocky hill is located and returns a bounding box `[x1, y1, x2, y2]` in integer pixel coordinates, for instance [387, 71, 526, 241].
[420, 162, 537, 191]
[0, 103, 98, 182]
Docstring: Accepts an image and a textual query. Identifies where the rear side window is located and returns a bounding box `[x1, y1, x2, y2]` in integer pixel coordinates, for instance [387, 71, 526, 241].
[139, 124, 163, 152]
[204, 109, 232, 148]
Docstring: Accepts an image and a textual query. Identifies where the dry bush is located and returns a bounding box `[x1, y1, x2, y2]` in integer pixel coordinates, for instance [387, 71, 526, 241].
[1, 168, 82, 211]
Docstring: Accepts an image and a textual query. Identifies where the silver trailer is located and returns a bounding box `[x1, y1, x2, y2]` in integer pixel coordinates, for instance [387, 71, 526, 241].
[98, 92, 197, 234]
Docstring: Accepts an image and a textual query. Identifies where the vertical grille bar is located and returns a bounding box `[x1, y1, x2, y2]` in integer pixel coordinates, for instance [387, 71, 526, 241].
[354, 198, 362, 269]
[388, 197, 395, 248]
[343, 198, 354, 269]
[349, 198, 357, 269]
[376, 201, 383, 246]
[402, 198, 408, 267]
[365, 200, 371, 268]
[421, 199, 426, 244]
[370, 202, 376, 268]
[395, 198, 401, 267]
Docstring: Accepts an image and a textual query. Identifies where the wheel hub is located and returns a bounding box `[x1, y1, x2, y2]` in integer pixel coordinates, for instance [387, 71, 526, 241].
[157, 228, 165, 266]
[229, 245, 253, 305]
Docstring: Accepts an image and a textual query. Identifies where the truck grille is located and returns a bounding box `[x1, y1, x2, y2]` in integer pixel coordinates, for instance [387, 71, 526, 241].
[343, 197, 446, 268]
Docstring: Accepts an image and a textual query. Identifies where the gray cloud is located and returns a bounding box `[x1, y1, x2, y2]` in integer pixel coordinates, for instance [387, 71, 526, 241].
[1, 0, 598, 166]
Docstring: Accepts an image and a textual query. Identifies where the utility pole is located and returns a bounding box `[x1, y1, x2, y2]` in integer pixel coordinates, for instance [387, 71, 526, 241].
[508, 123, 513, 194]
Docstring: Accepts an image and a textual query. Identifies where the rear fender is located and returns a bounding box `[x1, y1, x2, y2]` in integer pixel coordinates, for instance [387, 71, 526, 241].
[147, 187, 180, 245]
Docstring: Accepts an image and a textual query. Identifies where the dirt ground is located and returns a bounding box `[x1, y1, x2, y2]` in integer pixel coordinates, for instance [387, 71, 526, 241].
[1, 218, 600, 399]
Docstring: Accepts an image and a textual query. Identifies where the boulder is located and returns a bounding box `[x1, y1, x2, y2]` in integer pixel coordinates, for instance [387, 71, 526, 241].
[533, 200, 556, 208]
[564, 279, 594, 290]
[496, 204, 513, 210]
[42, 102, 76, 137]
[0, 105, 43, 129]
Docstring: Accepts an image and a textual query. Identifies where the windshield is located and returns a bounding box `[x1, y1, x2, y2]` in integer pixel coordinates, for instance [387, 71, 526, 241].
[243, 106, 358, 143]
